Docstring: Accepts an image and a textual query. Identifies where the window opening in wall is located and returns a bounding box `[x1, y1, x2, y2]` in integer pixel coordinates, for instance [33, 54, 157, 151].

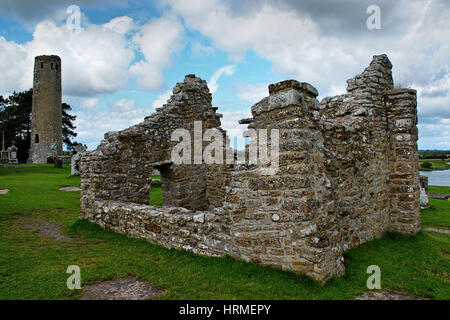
[150, 162, 208, 211]
[35, 134, 39, 143]
[40, 62, 43, 68]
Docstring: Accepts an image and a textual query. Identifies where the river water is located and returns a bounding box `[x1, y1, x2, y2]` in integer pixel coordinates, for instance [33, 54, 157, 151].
[419, 169, 450, 187]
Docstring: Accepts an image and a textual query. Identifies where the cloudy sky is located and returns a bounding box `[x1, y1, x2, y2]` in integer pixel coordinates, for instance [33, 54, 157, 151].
[0, 0, 448, 150]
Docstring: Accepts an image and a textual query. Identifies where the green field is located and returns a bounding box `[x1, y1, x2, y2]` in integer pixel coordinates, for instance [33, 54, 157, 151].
[419, 158, 450, 171]
[0, 165, 449, 300]
[429, 186, 450, 194]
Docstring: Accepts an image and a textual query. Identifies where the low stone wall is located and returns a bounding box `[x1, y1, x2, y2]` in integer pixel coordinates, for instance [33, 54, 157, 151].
[81, 198, 230, 257]
[429, 193, 450, 200]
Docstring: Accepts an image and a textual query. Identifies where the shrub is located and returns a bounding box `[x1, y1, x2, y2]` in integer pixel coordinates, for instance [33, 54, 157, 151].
[46, 156, 55, 164]
[421, 162, 432, 169]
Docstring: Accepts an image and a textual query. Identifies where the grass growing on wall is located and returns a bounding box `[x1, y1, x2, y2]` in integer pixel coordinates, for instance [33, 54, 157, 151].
[0, 165, 449, 300]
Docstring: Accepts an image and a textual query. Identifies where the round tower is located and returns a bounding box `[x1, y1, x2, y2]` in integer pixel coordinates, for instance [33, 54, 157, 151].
[29, 55, 62, 163]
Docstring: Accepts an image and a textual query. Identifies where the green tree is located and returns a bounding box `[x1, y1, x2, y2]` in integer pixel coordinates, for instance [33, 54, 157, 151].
[62, 103, 79, 151]
[0, 89, 32, 162]
[0, 89, 78, 163]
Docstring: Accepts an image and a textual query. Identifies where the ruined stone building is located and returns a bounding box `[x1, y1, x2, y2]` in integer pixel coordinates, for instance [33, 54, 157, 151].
[80, 55, 421, 283]
[29, 55, 63, 163]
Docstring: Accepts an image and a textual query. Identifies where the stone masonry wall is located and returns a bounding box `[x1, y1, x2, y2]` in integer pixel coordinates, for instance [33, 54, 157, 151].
[318, 55, 394, 256]
[386, 89, 421, 234]
[80, 54, 420, 284]
[223, 80, 343, 281]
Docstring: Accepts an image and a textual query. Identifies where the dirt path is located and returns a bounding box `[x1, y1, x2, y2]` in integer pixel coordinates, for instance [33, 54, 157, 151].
[422, 227, 450, 234]
[355, 290, 422, 300]
[82, 276, 164, 300]
[23, 220, 73, 241]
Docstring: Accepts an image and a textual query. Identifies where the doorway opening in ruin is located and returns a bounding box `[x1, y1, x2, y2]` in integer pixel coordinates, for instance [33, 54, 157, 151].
[158, 163, 175, 207]
[148, 162, 209, 211]
[149, 165, 163, 207]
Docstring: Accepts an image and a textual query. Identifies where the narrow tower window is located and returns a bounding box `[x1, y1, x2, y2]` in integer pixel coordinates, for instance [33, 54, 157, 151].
[51, 63, 53, 69]
[40, 62, 43, 68]
[35, 134, 39, 143]
[55, 64, 58, 70]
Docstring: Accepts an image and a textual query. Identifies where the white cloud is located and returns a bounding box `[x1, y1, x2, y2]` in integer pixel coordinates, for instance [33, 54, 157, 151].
[130, 14, 184, 91]
[2, 0, 449, 151]
[110, 98, 135, 112]
[0, 0, 129, 23]
[103, 16, 136, 35]
[166, 0, 450, 148]
[0, 36, 28, 95]
[416, 72, 450, 118]
[165, 0, 450, 151]
[418, 118, 450, 149]
[80, 97, 99, 109]
[235, 83, 268, 104]
[0, 18, 135, 96]
[0, 13, 186, 96]
[208, 64, 236, 94]
[75, 98, 151, 150]
[152, 89, 172, 109]
[165, 0, 450, 99]
[165, 0, 344, 93]
[129, 61, 165, 92]
[219, 109, 252, 150]
[191, 40, 215, 56]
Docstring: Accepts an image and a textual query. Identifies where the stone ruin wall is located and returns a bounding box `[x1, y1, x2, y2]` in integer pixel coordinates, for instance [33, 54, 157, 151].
[80, 55, 420, 283]
[80, 75, 225, 210]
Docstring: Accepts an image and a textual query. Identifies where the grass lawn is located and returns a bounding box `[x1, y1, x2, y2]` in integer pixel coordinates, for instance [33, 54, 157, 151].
[149, 183, 163, 206]
[421, 186, 450, 230]
[429, 186, 450, 194]
[419, 158, 450, 171]
[0, 165, 449, 300]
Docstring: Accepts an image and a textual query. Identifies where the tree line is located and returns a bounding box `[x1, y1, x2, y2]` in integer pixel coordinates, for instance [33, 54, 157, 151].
[0, 89, 78, 163]
[419, 150, 450, 159]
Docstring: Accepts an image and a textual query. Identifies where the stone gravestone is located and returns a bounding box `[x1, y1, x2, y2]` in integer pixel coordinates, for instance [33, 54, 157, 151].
[419, 175, 429, 208]
[71, 144, 87, 175]
[7, 142, 18, 164]
[0, 150, 8, 164]
[54, 158, 63, 168]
